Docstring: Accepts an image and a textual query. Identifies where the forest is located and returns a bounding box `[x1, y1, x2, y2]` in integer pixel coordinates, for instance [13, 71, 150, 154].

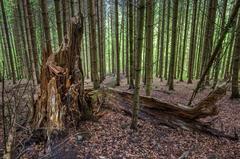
[0, 0, 240, 158]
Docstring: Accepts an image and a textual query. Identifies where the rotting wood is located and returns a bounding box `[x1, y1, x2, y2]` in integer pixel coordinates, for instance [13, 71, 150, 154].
[32, 15, 91, 138]
[87, 83, 238, 140]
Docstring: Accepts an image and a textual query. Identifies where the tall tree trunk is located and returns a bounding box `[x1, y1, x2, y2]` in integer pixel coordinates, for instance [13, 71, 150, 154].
[23, 0, 38, 85]
[180, 0, 189, 81]
[70, 0, 74, 16]
[25, 0, 40, 82]
[126, 1, 129, 83]
[196, 0, 207, 79]
[131, 0, 145, 130]
[62, 0, 67, 38]
[128, 0, 134, 88]
[200, 0, 218, 86]
[164, 0, 171, 80]
[145, 0, 154, 96]
[155, 1, 161, 78]
[168, 0, 179, 90]
[187, 0, 198, 84]
[121, 2, 125, 75]
[0, 0, 16, 84]
[115, 0, 120, 86]
[188, 0, 240, 105]
[110, 5, 115, 74]
[54, 0, 63, 46]
[231, 13, 240, 98]
[13, 3, 24, 78]
[40, 0, 52, 56]
[88, 0, 100, 89]
[213, 0, 228, 88]
[159, 0, 166, 80]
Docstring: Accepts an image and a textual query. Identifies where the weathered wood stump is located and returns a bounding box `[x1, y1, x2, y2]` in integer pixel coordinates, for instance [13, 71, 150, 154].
[32, 15, 90, 137]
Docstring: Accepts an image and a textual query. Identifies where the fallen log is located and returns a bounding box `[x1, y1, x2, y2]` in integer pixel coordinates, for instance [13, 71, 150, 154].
[87, 84, 238, 140]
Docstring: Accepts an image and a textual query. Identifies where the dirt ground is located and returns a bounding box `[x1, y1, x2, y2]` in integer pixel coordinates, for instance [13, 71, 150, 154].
[0, 77, 240, 159]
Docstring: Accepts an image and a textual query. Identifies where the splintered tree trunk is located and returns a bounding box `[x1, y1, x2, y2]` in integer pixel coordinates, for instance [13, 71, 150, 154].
[32, 16, 90, 136]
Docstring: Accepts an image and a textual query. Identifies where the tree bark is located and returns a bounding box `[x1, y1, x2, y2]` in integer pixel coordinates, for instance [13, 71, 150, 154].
[131, 0, 145, 130]
[187, 0, 198, 84]
[54, 0, 63, 46]
[145, 0, 154, 96]
[115, 0, 120, 86]
[88, 0, 100, 89]
[200, 0, 218, 85]
[189, 0, 240, 105]
[168, 0, 178, 90]
[0, 0, 16, 84]
[128, 0, 134, 89]
[231, 12, 240, 98]
[24, 0, 40, 82]
[40, 0, 52, 56]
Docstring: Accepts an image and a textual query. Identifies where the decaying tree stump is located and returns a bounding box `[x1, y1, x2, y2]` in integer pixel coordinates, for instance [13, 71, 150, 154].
[32, 15, 90, 136]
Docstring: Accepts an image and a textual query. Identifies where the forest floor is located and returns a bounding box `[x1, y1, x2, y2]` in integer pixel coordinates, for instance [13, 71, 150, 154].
[0, 76, 240, 159]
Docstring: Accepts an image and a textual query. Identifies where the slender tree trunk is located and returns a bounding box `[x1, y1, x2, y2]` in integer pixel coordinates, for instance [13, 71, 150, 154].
[180, 0, 189, 81]
[40, 0, 52, 56]
[200, 0, 218, 86]
[25, 0, 40, 82]
[224, 31, 235, 79]
[110, 5, 115, 74]
[159, 0, 166, 80]
[168, 0, 178, 90]
[129, 0, 134, 88]
[70, 0, 74, 16]
[231, 13, 240, 98]
[0, 0, 16, 84]
[115, 0, 120, 86]
[164, 0, 171, 80]
[187, 0, 198, 84]
[131, 0, 145, 130]
[213, 0, 228, 88]
[54, 0, 63, 46]
[126, 1, 129, 83]
[196, 0, 207, 79]
[88, 0, 100, 89]
[145, 0, 154, 96]
[62, 0, 67, 38]
[121, 2, 125, 75]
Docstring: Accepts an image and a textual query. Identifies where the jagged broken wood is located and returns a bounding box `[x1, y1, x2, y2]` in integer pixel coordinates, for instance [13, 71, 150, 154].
[87, 83, 238, 140]
[32, 15, 91, 137]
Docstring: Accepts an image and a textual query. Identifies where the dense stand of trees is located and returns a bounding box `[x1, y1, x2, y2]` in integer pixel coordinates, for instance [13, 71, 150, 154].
[1, 0, 240, 128]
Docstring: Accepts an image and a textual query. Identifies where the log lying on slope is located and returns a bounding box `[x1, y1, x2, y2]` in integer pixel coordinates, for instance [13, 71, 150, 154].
[89, 84, 238, 140]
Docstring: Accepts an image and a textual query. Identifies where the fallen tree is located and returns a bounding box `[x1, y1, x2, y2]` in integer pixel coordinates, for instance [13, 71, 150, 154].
[87, 83, 238, 141]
